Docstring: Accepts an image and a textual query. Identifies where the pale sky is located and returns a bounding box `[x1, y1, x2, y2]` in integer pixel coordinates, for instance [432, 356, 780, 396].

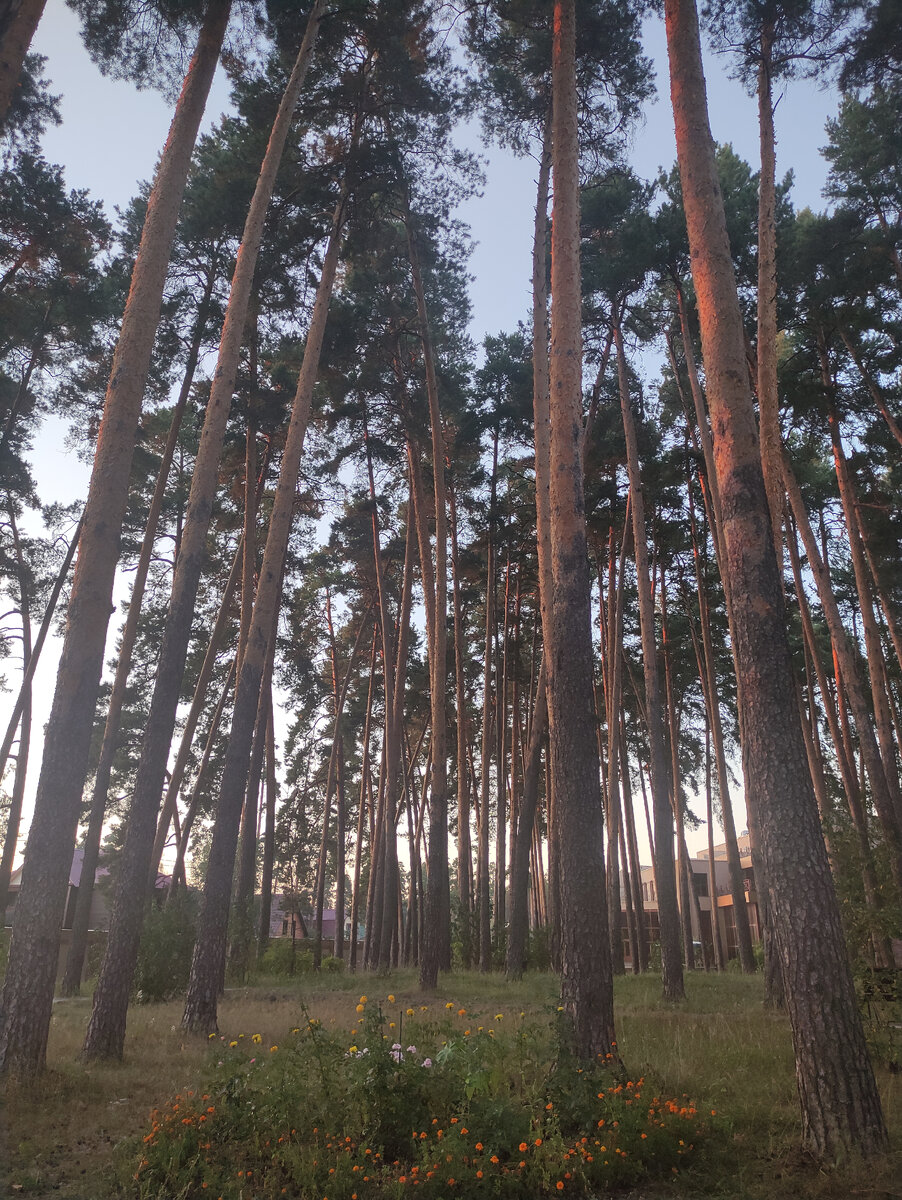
[4, 0, 842, 867]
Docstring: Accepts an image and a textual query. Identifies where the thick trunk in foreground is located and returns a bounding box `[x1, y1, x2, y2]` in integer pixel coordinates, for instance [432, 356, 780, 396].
[0, 1, 230, 1078]
[665, 0, 887, 1157]
[548, 0, 615, 1060]
[182, 192, 346, 1035]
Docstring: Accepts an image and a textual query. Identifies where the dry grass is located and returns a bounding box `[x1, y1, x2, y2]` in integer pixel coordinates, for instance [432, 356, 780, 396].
[0, 969, 899, 1199]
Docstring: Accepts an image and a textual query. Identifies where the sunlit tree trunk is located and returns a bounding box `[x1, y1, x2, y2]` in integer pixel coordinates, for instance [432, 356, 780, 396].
[665, 0, 888, 1156]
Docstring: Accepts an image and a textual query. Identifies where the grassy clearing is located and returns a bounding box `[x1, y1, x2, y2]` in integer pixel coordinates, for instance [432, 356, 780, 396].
[0, 970, 898, 1199]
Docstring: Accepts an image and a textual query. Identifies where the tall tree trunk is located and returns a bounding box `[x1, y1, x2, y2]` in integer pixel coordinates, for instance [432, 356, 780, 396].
[182, 187, 347, 1034]
[828, 401, 902, 830]
[686, 479, 756, 971]
[0, 0, 230, 1078]
[665, 0, 888, 1156]
[61, 298, 211, 997]
[548, 0, 615, 1059]
[404, 203, 450, 989]
[256, 702, 277, 955]
[449, 479, 473, 967]
[477, 431, 498, 971]
[149, 540, 244, 883]
[0, 509, 31, 920]
[704, 726, 724, 970]
[81, 6, 326, 1062]
[0, 0, 45, 125]
[349, 631, 377, 971]
[168, 660, 236, 897]
[756, 21, 783, 571]
[615, 319, 685, 999]
[782, 449, 902, 892]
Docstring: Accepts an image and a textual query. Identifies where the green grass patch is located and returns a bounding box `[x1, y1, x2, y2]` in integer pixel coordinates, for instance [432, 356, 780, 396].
[0, 970, 898, 1199]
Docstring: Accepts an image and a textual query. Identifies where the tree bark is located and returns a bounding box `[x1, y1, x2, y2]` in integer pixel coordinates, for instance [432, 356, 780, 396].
[0, 0, 231, 1079]
[81, 6, 326, 1062]
[61, 294, 211, 997]
[665, 0, 888, 1156]
[181, 187, 346, 1035]
[548, 0, 615, 1060]
[0, 509, 31, 921]
[615, 319, 684, 999]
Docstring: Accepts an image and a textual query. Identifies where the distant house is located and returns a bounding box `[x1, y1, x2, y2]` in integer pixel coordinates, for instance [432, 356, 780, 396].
[267, 897, 362, 944]
[619, 833, 760, 966]
[3, 847, 171, 931]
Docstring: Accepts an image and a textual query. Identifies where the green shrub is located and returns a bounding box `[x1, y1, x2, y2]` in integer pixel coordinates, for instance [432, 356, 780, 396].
[133, 895, 197, 1003]
[256, 939, 313, 976]
[130, 994, 712, 1198]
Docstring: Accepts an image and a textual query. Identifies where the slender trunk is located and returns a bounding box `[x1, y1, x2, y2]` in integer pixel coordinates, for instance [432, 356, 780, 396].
[0, 513, 82, 782]
[404, 204, 450, 989]
[182, 188, 346, 1034]
[756, 24, 783, 571]
[662, 574, 695, 970]
[62, 300, 211, 996]
[349, 632, 377, 971]
[149, 540, 244, 882]
[477, 432, 498, 971]
[493, 555, 511, 949]
[705, 726, 724, 970]
[449, 479, 473, 967]
[256, 702, 277, 955]
[615, 319, 684, 999]
[782, 449, 902, 891]
[0, 510, 32, 919]
[665, 0, 887, 1155]
[828, 402, 902, 831]
[686, 479, 756, 970]
[548, 0, 615, 1058]
[838, 327, 902, 451]
[507, 661, 547, 979]
[169, 661, 236, 897]
[82, 8, 329, 1061]
[0, 0, 230, 1079]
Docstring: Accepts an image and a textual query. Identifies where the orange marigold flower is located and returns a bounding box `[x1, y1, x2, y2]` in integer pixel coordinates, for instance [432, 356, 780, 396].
[475, 1143, 483, 1151]
[519, 1142, 527, 1152]
[534, 1138, 542, 1146]
[556, 1183, 564, 1191]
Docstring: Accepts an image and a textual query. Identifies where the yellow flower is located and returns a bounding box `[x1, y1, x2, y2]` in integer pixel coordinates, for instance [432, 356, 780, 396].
[494, 1014, 503, 1021]
[359, 995, 367, 1003]
[229, 1041, 237, 1048]
[388, 994, 395, 1003]
[252, 1034, 262, 1044]
[349, 1045, 358, 1053]
[389, 1022, 396, 1029]
[445, 1002, 454, 1010]
[356, 1004, 365, 1014]
[208, 1033, 215, 1039]
[406, 1008, 415, 1016]
[270, 1045, 278, 1053]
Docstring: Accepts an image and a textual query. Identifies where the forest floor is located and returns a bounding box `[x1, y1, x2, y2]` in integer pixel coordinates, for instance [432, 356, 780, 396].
[0, 968, 899, 1199]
